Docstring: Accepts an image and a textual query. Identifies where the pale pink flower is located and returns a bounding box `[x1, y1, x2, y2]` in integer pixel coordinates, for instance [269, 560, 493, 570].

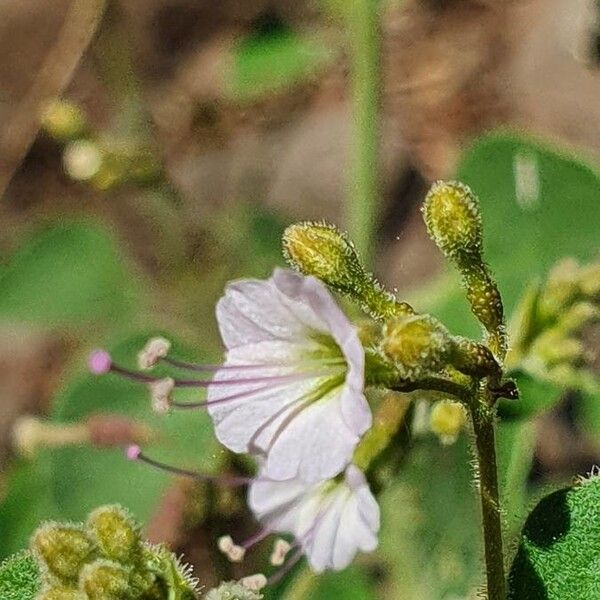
[207, 268, 371, 483]
[248, 463, 380, 573]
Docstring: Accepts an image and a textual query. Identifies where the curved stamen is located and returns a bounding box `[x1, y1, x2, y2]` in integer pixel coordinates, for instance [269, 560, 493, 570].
[161, 355, 346, 373]
[267, 547, 304, 586]
[126, 445, 252, 487]
[241, 527, 272, 550]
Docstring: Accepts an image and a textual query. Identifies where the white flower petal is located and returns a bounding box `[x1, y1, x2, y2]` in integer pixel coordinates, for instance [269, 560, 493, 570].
[212, 269, 370, 480]
[248, 465, 380, 573]
[264, 392, 360, 482]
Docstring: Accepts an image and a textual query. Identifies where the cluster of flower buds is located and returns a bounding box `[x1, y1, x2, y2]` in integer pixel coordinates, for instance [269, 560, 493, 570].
[40, 99, 161, 191]
[508, 258, 600, 387]
[30, 505, 198, 600]
[87, 179, 516, 592]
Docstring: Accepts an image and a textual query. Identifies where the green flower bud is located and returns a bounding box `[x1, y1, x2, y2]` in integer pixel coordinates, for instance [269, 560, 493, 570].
[283, 221, 413, 319]
[283, 222, 364, 292]
[532, 331, 585, 366]
[86, 505, 139, 564]
[430, 400, 467, 445]
[31, 524, 94, 582]
[79, 560, 131, 600]
[381, 315, 453, 379]
[579, 262, 600, 299]
[204, 581, 263, 600]
[422, 180, 482, 259]
[38, 586, 87, 600]
[541, 258, 581, 318]
[40, 99, 87, 141]
[451, 338, 502, 382]
[559, 301, 600, 333]
[422, 182, 507, 359]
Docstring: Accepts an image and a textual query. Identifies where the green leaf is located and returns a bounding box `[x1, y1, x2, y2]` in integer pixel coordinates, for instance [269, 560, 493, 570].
[498, 371, 562, 420]
[378, 438, 481, 599]
[425, 133, 600, 339]
[276, 565, 376, 600]
[0, 222, 139, 326]
[228, 25, 334, 103]
[497, 420, 538, 532]
[508, 474, 600, 599]
[49, 332, 221, 522]
[0, 459, 60, 559]
[0, 552, 41, 600]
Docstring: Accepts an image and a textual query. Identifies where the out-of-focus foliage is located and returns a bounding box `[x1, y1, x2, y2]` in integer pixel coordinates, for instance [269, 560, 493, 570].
[229, 22, 336, 103]
[508, 474, 600, 599]
[0, 223, 140, 327]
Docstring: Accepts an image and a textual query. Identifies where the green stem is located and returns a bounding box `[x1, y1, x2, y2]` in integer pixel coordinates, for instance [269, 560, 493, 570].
[470, 396, 507, 600]
[390, 377, 471, 403]
[347, 0, 381, 265]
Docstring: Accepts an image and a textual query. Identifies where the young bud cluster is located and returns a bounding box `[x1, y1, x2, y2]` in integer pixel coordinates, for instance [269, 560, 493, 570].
[422, 181, 507, 359]
[429, 400, 467, 445]
[507, 258, 600, 387]
[30, 505, 198, 599]
[283, 222, 414, 320]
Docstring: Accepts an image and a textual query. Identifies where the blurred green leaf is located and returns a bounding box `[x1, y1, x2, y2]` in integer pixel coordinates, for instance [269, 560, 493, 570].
[497, 420, 538, 533]
[426, 133, 600, 338]
[0, 552, 40, 600]
[0, 458, 59, 559]
[379, 439, 481, 599]
[229, 23, 335, 102]
[0, 222, 140, 326]
[49, 332, 221, 522]
[277, 565, 376, 600]
[575, 386, 600, 438]
[498, 371, 562, 420]
[508, 475, 600, 599]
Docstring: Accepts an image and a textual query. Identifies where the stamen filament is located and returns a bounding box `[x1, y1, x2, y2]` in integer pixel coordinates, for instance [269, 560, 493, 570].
[127, 446, 251, 487]
[267, 548, 304, 586]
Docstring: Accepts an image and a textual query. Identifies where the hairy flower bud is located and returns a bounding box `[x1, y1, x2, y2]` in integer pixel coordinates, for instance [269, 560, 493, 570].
[430, 400, 467, 445]
[39, 587, 87, 600]
[381, 315, 453, 379]
[204, 581, 263, 600]
[31, 524, 94, 582]
[86, 506, 139, 564]
[79, 560, 131, 600]
[422, 181, 482, 259]
[283, 221, 413, 319]
[451, 338, 502, 382]
[283, 222, 364, 293]
[422, 181, 507, 359]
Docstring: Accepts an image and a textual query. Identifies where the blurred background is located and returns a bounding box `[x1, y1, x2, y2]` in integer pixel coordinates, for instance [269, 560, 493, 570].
[0, 0, 599, 598]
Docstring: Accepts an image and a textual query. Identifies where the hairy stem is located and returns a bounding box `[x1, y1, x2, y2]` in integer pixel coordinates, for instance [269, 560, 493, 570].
[391, 377, 471, 403]
[470, 394, 506, 600]
[347, 0, 381, 265]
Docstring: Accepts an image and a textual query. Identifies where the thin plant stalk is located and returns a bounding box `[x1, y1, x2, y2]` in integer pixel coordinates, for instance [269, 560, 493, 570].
[470, 392, 507, 600]
[347, 0, 381, 266]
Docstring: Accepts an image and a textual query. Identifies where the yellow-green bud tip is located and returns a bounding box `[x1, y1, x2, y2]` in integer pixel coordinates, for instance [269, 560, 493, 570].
[79, 560, 130, 600]
[40, 99, 87, 141]
[38, 587, 87, 600]
[86, 505, 140, 564]
[282, 222, 365, 293]
[31, 524, 94, 582]
[382, 315, 453, 379]
[430, 400, 467, 445]
[422, 181, 482, 258]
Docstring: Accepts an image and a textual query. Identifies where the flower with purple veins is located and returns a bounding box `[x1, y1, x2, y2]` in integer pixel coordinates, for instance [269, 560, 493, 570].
[125, 445, 380, 586]
[208, 268, 371, 483]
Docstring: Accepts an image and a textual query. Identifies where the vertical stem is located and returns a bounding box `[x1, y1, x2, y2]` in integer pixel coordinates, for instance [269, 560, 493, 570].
[471, 400, 507, 600]
[347, 0, 381, 266]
